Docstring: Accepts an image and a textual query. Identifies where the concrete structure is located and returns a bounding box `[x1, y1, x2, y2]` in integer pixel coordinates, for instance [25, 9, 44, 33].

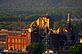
[29, 14, 78, 53]
[29, 16, 50, 43]
[36, 16, 50, 28]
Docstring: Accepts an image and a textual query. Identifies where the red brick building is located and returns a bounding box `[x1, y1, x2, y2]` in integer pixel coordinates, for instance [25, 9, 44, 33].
[7, 35, 27, 50]
[0, 29, 31, 51]
[6, 31, 31, 51]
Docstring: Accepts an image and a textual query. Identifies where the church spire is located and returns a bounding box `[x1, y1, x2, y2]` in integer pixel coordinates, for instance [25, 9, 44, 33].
[67, 13, 71, 32]
[67, 13, 71, 24]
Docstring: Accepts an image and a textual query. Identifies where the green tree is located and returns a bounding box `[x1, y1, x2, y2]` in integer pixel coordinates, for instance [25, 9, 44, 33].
[26, 43, 45, 54]
[54, 22, 59, 30]
[69, 44, 82, 54]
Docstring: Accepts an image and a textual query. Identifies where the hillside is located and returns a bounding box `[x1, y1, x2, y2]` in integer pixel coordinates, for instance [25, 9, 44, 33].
[0, 0, 82, 30]
[0, 0, 82, 16]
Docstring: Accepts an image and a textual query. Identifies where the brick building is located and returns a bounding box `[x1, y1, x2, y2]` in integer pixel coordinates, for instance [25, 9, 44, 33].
[0, 29, 31, 51]
[6, 30, 31, 51]
[7, 35, 28, 51]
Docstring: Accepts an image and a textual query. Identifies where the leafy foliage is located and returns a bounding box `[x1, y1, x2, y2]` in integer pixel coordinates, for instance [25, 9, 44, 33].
[69, 44, 82, 54]
[26, 43, 45, 54]
[53, 22, 60, 30]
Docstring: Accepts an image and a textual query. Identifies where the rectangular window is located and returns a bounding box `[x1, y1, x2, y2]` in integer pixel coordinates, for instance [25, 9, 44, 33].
[12, 39, 14, 43]
[8, 38, 10, 43]
[15, 39, 17, 43]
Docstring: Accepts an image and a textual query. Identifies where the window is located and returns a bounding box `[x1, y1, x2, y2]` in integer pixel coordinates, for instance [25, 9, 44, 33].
[15, 39, 17, 43]
[8, 38, 10, 43]
[12, 39, 14, 43]
[18, 39, 20, 43]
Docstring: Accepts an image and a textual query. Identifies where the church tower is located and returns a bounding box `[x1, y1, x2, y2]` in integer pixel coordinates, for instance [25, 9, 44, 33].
[67, 13, 71, 24]
[67, 13, 71, 32]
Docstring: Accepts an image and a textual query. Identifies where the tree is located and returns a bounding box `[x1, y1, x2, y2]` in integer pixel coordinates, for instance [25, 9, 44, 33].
[26, 43, 45, 54]
[69, 44, 82, 54]
[54, 22, 59, 30]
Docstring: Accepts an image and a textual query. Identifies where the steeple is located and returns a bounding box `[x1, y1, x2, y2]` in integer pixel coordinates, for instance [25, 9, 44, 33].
[67, 13, 71, 32]
[67, 13, 71, 24]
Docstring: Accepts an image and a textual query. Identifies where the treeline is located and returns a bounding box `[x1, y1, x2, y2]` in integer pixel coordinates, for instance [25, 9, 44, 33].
[0, 7, 82, 18]
[0, 8, 82, 30]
